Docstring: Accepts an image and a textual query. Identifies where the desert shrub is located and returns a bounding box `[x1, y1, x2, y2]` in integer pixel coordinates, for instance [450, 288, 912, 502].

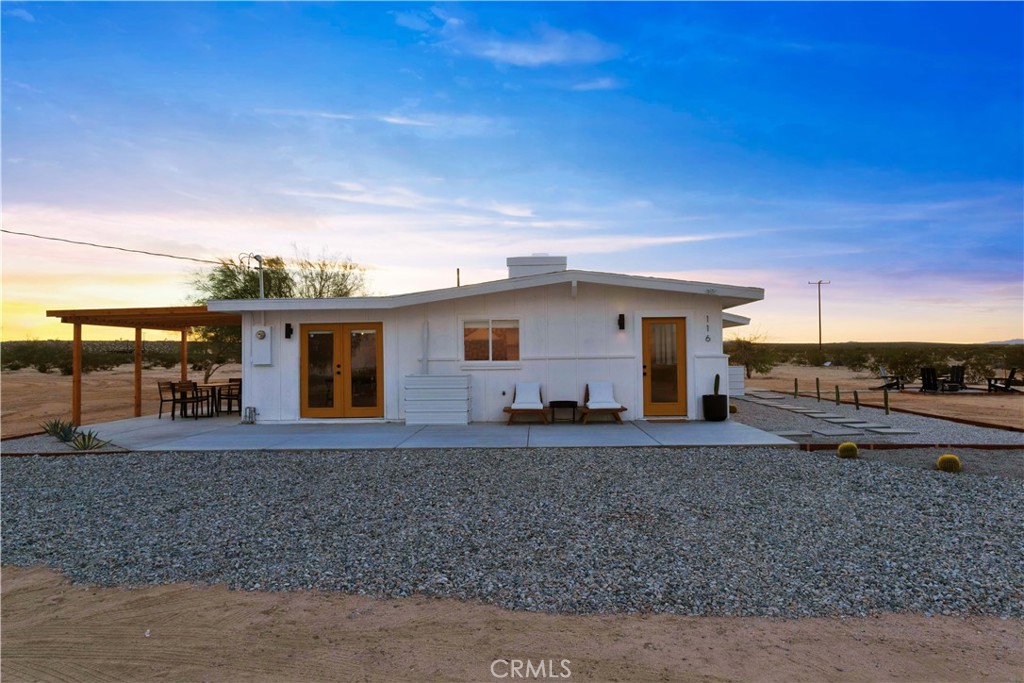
[55, 422, 78, 442]
[71, 430, 110, 451]
[792, 348, 829, 367]
[837, 442, 859, 459]
[830, 345, 871, 371]
[41, 417, 75, 438]
[2, 340, 187, 373]
[868, 348, 945, 382]
[724, 335, 778, 378]
[936, 454, 962, 473]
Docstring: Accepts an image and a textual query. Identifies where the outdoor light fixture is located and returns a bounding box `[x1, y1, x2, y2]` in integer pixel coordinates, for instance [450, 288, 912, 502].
[285, 323, 293, 339]
[617, 314, 626, 330]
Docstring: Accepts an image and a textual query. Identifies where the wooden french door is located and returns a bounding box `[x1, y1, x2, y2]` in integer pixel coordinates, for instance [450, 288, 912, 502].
[300, 323, 383, 418]
[642, 317, 688, 416]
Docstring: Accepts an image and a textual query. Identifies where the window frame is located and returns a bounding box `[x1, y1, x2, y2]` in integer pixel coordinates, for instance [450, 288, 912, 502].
[461, 317, 521, 364]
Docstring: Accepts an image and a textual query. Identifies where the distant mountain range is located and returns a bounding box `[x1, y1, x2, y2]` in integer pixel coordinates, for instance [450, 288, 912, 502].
[987, 339, 1024, 345]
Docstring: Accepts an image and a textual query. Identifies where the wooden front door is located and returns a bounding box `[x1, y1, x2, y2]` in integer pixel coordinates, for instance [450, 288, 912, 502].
[642, 317, 688, 416]
[300, 323, 383, 418]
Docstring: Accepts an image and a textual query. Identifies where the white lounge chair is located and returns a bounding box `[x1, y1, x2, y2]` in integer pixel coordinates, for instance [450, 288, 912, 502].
[581, 381, 626, 424]
[503, 382, 549, 424]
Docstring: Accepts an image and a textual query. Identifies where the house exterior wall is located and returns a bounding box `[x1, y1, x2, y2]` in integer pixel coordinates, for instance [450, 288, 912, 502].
[238, 280, 730, 423]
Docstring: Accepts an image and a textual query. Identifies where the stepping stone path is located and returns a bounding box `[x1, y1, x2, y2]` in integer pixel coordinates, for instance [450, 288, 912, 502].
[742, 394, 920, 439]
[812, 427, 866, 437]
[865, 427, 920, 435]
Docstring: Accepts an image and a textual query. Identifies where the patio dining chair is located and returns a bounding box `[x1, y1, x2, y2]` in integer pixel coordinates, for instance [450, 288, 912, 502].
[157, 381, 176, 419]
[219, 378, 242, 415]
[169, 381, 211, 420]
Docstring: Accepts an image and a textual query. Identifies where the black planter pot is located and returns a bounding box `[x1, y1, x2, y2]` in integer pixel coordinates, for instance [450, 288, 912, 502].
[702, 394, 729, 422]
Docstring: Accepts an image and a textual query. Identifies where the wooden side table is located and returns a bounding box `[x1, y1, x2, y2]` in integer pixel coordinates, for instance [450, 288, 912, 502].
[549, 400, 578, 424]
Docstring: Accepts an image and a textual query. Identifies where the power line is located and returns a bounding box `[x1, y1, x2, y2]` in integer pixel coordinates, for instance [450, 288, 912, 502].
[1, 228, 224, 265]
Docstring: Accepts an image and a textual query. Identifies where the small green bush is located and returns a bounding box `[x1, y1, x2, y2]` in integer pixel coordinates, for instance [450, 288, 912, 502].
[837, 442, 859, 459]
[936, 454, 962, 473]
[729, 403, 738, 414]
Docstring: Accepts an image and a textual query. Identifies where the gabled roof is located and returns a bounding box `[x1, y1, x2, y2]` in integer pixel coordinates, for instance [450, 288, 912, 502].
[207, 269, 763, 313]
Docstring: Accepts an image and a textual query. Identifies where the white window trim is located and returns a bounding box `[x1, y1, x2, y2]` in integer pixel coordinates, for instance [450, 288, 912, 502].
[460, 317, 521, 363]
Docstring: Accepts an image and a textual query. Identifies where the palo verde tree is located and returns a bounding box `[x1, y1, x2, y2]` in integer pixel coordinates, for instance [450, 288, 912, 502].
[724, 333, 778, 379]
[189, 252, 366, 381]
[293, 247, 367, 299]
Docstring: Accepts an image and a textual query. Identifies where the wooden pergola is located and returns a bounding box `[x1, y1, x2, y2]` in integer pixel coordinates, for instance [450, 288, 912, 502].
[46, 305, 241, 425]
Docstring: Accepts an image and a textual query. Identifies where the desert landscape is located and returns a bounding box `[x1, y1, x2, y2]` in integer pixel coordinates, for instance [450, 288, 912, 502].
[2, 363, 1022, 682]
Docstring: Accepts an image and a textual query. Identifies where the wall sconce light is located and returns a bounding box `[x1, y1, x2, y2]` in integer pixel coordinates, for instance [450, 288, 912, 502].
[285, 323, 294, 339]
[617, 314, 626, 330]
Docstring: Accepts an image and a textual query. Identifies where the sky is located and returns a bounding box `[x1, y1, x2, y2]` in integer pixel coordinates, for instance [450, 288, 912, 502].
[2, 1, 1022, 343]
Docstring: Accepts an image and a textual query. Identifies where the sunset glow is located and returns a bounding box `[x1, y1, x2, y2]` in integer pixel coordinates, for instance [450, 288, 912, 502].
[3, 2, 1021, 343]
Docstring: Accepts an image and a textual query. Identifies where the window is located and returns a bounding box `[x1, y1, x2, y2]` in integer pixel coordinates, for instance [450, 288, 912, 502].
[464, 319, 519, 361]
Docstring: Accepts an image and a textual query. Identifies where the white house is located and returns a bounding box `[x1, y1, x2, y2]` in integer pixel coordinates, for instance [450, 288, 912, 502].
[207, 256, 762, 424]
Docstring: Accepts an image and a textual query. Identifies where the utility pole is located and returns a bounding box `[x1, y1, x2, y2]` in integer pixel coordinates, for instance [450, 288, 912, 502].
[808, 280, 830, 350]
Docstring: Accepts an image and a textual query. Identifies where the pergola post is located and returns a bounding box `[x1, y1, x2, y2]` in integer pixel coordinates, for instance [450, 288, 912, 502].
[134, 327, 143, 417]
[180, 329, 189, 382]
[72, 322, 83, 426]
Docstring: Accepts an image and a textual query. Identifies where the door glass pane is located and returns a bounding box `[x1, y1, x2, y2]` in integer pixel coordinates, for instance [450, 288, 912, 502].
[307, 331, 335, 408]
[349, 329, 378, 408]
[650, 323, 678, 403]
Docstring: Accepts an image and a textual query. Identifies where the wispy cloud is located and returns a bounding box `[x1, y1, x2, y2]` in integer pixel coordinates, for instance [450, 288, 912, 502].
[4, 8, 35, 23]
[256, 108, 355, 121]
[430, 11, 621, 68]
[257, 107, 503, 137]
[571, 77, 623, 92]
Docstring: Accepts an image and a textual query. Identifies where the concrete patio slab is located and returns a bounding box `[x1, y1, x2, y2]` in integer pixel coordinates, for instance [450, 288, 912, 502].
[527, 423, 658, 448]
[83, 415, 795, 451]
[635, 420, 796, 446]
[399, 424, 530, 449]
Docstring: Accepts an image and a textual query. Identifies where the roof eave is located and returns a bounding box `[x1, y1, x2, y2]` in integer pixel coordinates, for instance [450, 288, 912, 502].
[207, 269, 764, 312]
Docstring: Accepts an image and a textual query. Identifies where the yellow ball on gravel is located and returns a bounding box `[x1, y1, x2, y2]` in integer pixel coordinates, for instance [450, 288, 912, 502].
[936, 454, 962, 473]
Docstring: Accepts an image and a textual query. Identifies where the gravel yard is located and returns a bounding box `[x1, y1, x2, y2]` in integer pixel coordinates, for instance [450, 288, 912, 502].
[732, 392, 1024, 445]
[3, 447, 1022, 618]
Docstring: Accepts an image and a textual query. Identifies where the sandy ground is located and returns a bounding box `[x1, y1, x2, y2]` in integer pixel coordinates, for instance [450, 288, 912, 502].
[0, 364, 243, 438]
[3, 565, 1021, 683]
[745, 364, 1024, 431]
[3, 363, 1024, 682]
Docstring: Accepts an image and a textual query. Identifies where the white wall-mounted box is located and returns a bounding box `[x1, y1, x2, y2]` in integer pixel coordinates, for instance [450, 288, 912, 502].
[252, 326, 273, 365]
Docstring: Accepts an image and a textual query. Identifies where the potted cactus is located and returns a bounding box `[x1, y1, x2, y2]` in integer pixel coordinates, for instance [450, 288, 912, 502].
[702, 373, 729, 422]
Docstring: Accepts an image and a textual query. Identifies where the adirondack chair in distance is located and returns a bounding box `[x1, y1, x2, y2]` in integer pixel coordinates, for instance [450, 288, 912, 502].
[987, 368, 1020, 393]
[919, 367, 940, 393]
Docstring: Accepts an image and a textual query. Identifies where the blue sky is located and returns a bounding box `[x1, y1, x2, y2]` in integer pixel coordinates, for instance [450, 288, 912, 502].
[2, 1, 1022, 342]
